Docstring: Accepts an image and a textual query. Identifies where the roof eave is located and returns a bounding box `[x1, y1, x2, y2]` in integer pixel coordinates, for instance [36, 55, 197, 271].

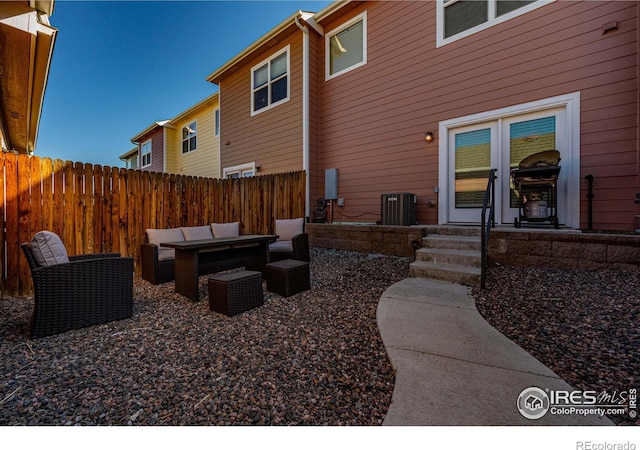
[28, 19, 57, 153]
[169, 92, 218, 124]
[119, 147, 138, 160]
[313, 0, 351, 22]
[206, 10, 310, 85]
[130, 120, 170, 144]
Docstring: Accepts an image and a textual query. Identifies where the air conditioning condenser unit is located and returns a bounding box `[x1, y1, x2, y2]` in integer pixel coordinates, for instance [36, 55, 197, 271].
[381, 192, 416, 226]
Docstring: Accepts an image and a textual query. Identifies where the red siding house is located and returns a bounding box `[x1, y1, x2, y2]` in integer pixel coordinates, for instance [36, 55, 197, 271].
[129, 121, 168, 174]
[207, 0, 640, 231]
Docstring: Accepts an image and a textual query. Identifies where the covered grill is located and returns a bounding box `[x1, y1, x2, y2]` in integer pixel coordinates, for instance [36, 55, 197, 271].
[511, 150, 561, 229]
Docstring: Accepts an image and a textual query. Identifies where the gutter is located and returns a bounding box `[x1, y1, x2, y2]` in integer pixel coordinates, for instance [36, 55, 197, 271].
[294, 15, 311, 220]
[295, 13, 324, 220]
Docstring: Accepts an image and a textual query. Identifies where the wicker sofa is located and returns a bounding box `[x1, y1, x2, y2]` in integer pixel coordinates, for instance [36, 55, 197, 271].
[21, 232, 133, 339]
[141, 224, 246, 285]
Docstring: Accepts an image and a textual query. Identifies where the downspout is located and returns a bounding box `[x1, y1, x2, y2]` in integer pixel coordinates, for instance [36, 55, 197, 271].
[295, 15, 311, 220]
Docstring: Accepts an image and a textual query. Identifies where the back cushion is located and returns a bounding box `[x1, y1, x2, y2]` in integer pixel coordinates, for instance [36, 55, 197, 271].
[275, 218, 304, 242]
[181, 225, 214, 241]
[30, 231, 70, 266]
[146, 228, 184, 261]
[211, 222, 239, 238]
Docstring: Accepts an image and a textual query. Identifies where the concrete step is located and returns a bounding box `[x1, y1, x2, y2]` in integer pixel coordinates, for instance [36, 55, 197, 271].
[409, 260, 481, 286]
[415, 247, 481, 268]
[423, 234, 481, 252]
[423, 225, 481, 237]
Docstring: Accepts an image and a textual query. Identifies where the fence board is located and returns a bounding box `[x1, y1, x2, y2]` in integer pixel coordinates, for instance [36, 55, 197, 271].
[0, 155, 5, 292]
[5, 154, 18, 294]
[41, 158, 54, 233]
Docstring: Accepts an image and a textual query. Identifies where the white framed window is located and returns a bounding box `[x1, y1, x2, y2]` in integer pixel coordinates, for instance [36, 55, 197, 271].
[182, 121, 197, 153]
[326, 12, 367, 80]
[214, 108, 220, 137]
[141, 139, 152, 167]
[251, 46, 290, 115]
[223, 162, 256, 179]
[437, 0, 548, 47]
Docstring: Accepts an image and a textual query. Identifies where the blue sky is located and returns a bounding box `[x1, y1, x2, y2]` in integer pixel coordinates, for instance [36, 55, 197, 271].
[36, 0, 332, 167]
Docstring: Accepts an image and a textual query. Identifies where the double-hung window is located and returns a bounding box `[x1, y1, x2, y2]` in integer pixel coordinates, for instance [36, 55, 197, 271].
[439, 0, 544, 46]
[251, 46, 289, 115]
[326, 12, 367, 80]
[182, 121, 197, 153]
[141, 139, 152, 167]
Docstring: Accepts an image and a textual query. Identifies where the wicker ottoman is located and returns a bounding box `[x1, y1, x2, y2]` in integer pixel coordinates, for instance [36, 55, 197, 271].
[208, 270, 264, 316]
[265, 259, 310, 297]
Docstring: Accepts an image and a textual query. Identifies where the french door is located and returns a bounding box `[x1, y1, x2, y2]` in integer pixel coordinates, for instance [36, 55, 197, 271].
[448, 108, 566, 225]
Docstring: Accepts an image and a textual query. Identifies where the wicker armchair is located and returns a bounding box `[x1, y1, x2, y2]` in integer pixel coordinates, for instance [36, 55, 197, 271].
[268, 218, 310, 263]
[21, 241, 134, 339]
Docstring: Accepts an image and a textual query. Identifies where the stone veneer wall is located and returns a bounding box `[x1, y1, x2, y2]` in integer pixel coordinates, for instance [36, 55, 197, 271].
[488, 230, 639, 271]
[306, 223, 424, 257]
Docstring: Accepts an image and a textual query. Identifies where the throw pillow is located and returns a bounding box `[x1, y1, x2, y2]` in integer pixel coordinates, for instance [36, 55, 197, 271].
[181, 225, 214, 241]
[275, 218, 304, 241]
[211, 222, 240, 238]
[29, 231, 70, 266]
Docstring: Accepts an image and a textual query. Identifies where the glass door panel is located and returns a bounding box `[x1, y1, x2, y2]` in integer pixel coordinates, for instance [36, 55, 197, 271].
[501, 109, 565, 224]
[448, 124, 497, 223]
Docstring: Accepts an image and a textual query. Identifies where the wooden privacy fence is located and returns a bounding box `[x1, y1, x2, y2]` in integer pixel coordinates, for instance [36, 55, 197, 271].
[0, 153, 306, 296]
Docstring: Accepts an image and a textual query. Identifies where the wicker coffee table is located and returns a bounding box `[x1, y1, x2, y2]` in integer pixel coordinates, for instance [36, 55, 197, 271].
[265, 259, 310, 297]
[208, 270, 264, 316]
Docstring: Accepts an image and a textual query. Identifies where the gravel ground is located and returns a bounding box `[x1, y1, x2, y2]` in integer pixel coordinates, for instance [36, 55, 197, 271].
[2, 247, 637, 426]
[473, 264, 639, 425]
[0, 248, 410, 426]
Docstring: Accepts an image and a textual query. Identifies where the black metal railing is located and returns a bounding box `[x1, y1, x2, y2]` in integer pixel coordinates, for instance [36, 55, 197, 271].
[480, 169, 497, 289]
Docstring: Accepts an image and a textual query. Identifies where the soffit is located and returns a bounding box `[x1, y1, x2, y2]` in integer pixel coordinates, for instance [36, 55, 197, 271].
[0, 3, 56, 154]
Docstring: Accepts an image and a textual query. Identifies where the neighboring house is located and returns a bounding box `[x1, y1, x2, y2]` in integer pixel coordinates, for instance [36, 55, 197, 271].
[119, 147, 139, 169]
[206, 0, 640, 231]
[128, 93, 220, 178]
[0, 0, 57, 155]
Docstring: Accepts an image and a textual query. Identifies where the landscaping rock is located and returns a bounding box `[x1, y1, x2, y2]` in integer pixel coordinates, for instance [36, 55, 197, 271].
[0, 248, 410, 425]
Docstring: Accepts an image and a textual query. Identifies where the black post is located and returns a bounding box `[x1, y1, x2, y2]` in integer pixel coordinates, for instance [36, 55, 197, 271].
[585, 174, 594, 231]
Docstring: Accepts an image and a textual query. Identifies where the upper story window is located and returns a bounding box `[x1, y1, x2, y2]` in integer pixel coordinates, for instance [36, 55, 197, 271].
[214, 108, 220, 137]
[182, 121, 197, 153]
[251, 46, 289, 115]
[326, 12, 367, 80]
[438, 0, 545, 47]
[141, 139, 151, 167]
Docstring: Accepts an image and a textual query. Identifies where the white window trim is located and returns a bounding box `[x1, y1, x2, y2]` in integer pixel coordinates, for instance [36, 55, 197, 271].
[214, 108, 220, 137]
[181, 120, 197, 154]
[325, 11, 367, 81]
[250, 46, 290, 116]
[437, 92, 581, 228]
[223, 162, 256, 179]
[141, 139, 152, 168]
[436, 0, 552, 48]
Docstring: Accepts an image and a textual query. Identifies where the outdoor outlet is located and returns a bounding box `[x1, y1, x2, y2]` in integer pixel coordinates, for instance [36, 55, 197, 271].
[337, 198, 345, 206]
